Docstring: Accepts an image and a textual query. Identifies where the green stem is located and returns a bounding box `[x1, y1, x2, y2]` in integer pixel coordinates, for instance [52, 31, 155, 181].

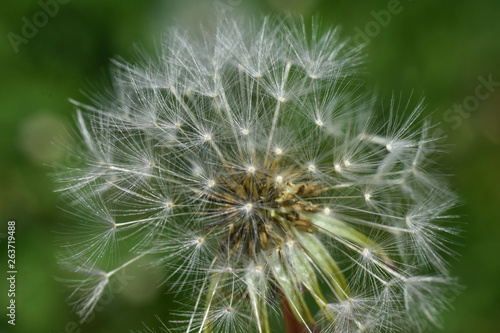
[280, 290, 318, 333]
[281, 290, 307, 333]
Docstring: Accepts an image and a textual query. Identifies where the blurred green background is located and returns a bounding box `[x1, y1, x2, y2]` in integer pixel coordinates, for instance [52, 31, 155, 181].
[1, 0, 499, 332]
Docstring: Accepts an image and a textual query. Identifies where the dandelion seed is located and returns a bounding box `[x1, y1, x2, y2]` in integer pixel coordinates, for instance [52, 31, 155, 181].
[57, 16, 460, 333]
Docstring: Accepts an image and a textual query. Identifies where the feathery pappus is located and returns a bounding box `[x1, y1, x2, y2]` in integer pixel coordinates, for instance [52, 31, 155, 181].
[56, 16, 460, 333]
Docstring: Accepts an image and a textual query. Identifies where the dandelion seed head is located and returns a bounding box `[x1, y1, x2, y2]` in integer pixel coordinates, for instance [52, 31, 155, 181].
[57, 16, 460, 333]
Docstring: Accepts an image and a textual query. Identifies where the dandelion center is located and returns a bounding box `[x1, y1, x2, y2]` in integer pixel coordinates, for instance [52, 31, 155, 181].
[204, 163, 324, 254]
